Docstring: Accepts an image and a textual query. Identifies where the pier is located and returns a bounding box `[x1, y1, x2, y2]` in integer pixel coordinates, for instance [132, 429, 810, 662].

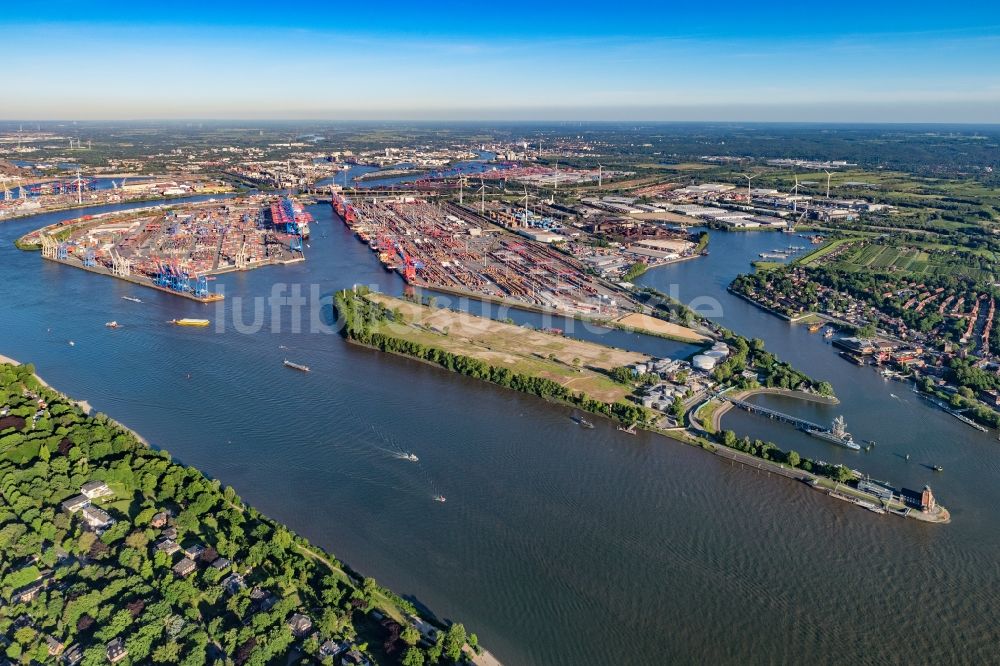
[725, 396, 826, 432]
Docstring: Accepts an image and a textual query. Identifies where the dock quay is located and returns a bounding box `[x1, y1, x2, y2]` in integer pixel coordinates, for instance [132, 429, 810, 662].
[724, 396, 826, 432]
[330, 193, 631, 317]
[19, 196, 308, 301]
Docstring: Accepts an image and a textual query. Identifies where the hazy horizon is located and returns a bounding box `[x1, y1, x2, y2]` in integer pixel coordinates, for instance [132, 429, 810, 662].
[4, 1, 999, 123]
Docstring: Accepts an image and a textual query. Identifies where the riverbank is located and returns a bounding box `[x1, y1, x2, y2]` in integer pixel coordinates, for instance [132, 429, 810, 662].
[688, 388, 949, 524]
[0, 190, 234, 223]
[0, 357, 492, 663]
[338, 288, 948, 524]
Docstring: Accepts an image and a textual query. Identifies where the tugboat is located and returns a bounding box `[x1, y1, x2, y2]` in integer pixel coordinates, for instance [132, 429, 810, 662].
[807, 416, 862, 450]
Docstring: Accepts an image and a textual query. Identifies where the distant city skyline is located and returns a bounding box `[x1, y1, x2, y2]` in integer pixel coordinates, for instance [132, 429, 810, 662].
[4, 1, 1000, 122]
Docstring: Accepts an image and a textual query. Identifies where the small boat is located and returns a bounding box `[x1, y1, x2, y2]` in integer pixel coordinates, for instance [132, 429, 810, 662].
[433, 495, 447, 503]
[933, 465, 943, 472]
[68, 340, 75, 346]
[170, 318, 211, 327]
[105, 321, 120, 329]
[823, 328, 834, 339]
[121, 296, 143, 303]
[578, 419, 595, 429]
[283, 359, 310, 372]
[617, 424, 637, 435]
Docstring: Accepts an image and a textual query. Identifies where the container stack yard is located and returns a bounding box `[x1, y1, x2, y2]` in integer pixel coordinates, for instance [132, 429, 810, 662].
[332, 193, 627, 315]
[21, 196, 308, 301]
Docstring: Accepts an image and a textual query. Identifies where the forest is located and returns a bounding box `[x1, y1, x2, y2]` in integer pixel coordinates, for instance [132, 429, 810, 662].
[0, 362, 474, 666]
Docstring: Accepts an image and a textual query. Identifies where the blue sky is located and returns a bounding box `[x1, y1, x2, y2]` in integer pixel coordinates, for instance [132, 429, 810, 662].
[3, 1, 1000, 121]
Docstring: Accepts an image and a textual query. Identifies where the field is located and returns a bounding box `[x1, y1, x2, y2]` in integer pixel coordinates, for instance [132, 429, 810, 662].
[367, 293, 647, 403]
[612, 312, 708, 342]
[826, 243, 994, 280]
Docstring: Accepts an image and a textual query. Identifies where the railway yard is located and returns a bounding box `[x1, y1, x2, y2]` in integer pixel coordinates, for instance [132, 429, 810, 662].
[17, 196, 309, 301]
[334, 193, 632, 316]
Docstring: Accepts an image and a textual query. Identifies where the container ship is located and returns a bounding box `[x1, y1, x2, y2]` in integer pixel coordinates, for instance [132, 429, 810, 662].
[271, 197, 312, 239]
[807, 416, 861, 450]
[331, 192, 357, 225]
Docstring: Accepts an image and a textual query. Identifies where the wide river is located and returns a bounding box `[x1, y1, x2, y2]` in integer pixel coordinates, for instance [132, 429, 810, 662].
[1, 202, 997, 664]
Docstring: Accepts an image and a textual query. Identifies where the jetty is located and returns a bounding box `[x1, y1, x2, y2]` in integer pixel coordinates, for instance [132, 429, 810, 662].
[725, 396, 826, 432]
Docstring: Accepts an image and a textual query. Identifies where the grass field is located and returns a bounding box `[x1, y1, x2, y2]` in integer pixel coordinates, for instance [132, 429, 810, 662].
[826, 243, 992, 279]
[795, 238, 857, 266]
[367, 293, 648, 403]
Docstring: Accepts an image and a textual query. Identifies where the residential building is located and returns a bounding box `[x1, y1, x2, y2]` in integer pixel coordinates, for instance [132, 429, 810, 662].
[172, 558, 197, 577]
[106, 638, 127, 664]
[80, 481, 113, 499]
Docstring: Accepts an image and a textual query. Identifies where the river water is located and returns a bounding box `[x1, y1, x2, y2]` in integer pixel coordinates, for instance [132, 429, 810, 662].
[1, 205, 997, 665]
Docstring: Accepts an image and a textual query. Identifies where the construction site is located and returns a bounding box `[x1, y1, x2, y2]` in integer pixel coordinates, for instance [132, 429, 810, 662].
[332, 192, 629, 316]
[20, 196, 310, 301]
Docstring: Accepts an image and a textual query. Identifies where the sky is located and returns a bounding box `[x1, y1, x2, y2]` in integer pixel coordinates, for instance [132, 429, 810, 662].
[3, 1, 1000, 122]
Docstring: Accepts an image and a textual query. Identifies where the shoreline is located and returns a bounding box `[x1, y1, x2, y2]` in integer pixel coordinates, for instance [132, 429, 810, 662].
[337, 289, 948, 524]
[0, 191, 234, 224]
[0, 354, 498, 663]
[0, 353, 148, 445]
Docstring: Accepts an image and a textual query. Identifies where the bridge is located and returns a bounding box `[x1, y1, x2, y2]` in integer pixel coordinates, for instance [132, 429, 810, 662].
[725, 397, 827, 432]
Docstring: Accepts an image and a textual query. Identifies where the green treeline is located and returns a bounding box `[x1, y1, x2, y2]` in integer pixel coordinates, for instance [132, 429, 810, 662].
[715, 428, 855, 483]
[622, 262, 648, 282]
[0, 361, 469, 665]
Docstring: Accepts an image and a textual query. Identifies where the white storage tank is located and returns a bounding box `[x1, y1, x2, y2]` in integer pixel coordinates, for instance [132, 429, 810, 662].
[692, 354, 717, 371]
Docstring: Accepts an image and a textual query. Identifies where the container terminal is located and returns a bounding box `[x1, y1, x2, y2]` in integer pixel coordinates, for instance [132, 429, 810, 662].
[18, 196, 310, 302]
[332, 192, 630, 316]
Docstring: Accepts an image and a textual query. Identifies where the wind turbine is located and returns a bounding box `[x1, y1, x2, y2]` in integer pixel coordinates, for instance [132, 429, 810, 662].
[824, 170, 833, 199]
[743, 172, 759, 200]
[478, 177, 486, 215]
[522, 185, 532, 224]
[458, 176, 465, 206]
[792, 174, 800, 214]
[597, 163, 603, 188]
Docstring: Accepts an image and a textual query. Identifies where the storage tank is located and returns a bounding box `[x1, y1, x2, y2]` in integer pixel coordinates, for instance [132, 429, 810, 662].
[692, 354, 717, 371]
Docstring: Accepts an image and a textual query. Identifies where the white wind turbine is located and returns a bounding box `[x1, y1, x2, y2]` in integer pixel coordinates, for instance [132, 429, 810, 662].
[743, 172, 759, 200]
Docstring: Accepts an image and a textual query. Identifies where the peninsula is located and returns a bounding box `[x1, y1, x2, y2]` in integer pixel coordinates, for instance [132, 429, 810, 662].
[334, 287, 949, 524]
